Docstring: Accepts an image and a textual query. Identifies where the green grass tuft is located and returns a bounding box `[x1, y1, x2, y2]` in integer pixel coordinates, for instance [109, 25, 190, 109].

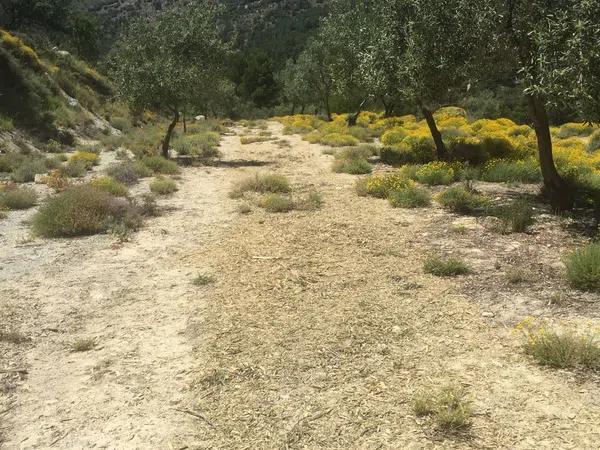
[565, 242, 600, 292]
[424, 255, 470, 277]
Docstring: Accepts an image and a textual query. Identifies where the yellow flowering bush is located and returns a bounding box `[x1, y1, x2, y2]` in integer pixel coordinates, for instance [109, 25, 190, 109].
[318, 133, 359, 147]
[70, 151, 100, 169]
[361, 171, 414, 198]
[414, 161, 455, 185]
[381, 126, 409, 146]
[0, 29, 44, 71]
[515, 317, 600, 370]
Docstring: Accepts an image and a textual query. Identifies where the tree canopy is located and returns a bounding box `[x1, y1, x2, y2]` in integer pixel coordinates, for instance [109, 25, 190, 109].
[109, 1, 229, 157]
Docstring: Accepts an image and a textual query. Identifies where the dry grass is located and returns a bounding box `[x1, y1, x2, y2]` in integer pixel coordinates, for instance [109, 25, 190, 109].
[413, 385, 473, 433]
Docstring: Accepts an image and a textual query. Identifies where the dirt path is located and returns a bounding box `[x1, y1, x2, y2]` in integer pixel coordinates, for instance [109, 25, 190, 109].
[1, 134, 243, 448]
[2, 122, 600, 449]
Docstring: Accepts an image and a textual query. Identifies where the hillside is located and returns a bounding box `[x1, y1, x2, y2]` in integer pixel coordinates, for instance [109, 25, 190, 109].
[86, 0, 328, 62]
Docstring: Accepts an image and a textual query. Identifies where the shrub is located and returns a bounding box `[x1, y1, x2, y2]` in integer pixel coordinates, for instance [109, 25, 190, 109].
[175, 132, 221, 157]
[32, 185, 142, 237]
[10, 158, 48, 182]
[361, 172, 412, 198]
[565, 243, 600, 292]
[424, 255, 470, 276]
[138, 193, 160, 217]
[437, 184, 489, 214]
[91, 176, 129, 197]
[240, 135, 273, 145]
[230, 173, 291, 197]
[0, 186, 37, 209]
[61, 159, 88, 178]
[381, 127, 408, 146]
[150, 176, 178, 195]
[319, 133, 359, 147]
[332, 158, 372, 174]
[447, 137, 488, 165]
[380, 144, 422, 166]
[413, 385, 472, 432]
[517, 319, 600, 370]
[414, 162, 455, 185]
[0, 114, 15, 131]
[587, 130, 600, 153]
[298, 191, 323, 210]
[106, 160, 153, 184]
[557, 123, 595, 139]
[388, 185, 431, 208]
[492, 199, 535, 233]
[260, 194, 295, 212]
[70, 151, 100, 169]
[141, 156, 180, 174]
[482, 159, 542, 183]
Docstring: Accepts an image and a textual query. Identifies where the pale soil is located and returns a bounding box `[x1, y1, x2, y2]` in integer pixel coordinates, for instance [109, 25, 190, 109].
[1, 122, 599, 449]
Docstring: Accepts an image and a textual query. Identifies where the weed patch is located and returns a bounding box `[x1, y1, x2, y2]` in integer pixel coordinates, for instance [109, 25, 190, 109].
[0, 185, 37, 209]
[32, 185, 142, 238]
[150, 176, 178, 195]
[424, 255, 470, 276]
[565, 242, 600, 292]
[413, 385, 472, 433]
[517, 318, 600, 370]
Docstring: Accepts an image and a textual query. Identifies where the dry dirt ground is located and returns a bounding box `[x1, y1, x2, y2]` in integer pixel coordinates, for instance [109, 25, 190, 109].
[1, 122, 599, 449]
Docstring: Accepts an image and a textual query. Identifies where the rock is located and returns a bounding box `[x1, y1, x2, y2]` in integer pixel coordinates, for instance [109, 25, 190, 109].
[482, 311, 495, 318]
[194, 115, 206, 121]
[34, 174, 46, 184]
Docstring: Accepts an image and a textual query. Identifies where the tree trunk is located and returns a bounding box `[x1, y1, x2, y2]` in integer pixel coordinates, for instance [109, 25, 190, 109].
[162, 110, 180, 159]
[381, 97, 394, 117]
[420, 102, 447, 160]
[300, 104, 306, 114]
[291, 102, 296, 115]
[348, 98, 368, 126]
[182, 111, 187, 134]
[324, 95, 332, 122]
[527, 95, 572, 210]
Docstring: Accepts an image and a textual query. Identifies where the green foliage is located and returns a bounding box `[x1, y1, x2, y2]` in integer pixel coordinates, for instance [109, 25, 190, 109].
[437, 184, 489, 214]
[565, 243, 600, 292]
[331, 158, 372, 175]
[105, 161, 152, 185]
[413, 386, 472, 432]
[319, 133, 359, 147]
[492, 199, 535, 233]
[10, 157, 47, 182]
[31, 185, 142, 237]
[109, 2, 229, 155]
[91, 176, 129, 197]
[388, 185, 431, 208]
[518, 320, 600, 371]
[414, 162, 455, 185]
[150, 176, 178, 195]
[481, 159, 542, 183]
[588, 130, 600, 153]
[259, 194, 295, 213]
[173, 132, 220, 158]
[141, 156, 180, 175]
[230, 173, 291, 197]
[0, 114, 14, 131]
[0, 185, 37, 209]
[423, 255, 470, 277]
[61, 159, 87, 178]
[231, 49, 279, 108]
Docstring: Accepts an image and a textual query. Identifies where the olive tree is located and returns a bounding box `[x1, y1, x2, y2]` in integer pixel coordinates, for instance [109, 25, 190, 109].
[401, 0, 494, 159]
[295, 38, 336, 121]
[498, 0, 600, 209]
[109, 1, 228, 158]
